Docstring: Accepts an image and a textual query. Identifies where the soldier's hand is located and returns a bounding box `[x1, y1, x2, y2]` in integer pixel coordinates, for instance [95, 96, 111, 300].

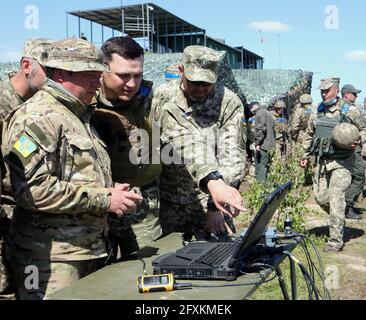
[205, 210, 234, 236]
[207, 180, 247, 218]
[300, 159, 309, 168]
[108, 187, 143, 217]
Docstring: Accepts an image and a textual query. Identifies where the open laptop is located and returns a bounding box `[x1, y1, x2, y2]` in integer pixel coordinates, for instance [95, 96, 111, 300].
[152, 182, 292, 281]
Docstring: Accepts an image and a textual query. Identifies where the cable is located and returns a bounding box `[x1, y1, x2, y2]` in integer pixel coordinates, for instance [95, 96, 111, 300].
[283, 251, 322, 300]
[191, 263, 277, 288]
[137, 258, 148, 276]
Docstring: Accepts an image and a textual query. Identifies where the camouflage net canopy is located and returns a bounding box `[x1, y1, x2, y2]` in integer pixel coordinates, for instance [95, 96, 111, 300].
[1, 52, 313, 115]
[144, 52, 313, 115]
[0, 63, 18, 81]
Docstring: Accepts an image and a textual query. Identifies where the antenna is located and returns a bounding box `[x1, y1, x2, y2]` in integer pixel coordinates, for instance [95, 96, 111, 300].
[277, 33, 282, 70]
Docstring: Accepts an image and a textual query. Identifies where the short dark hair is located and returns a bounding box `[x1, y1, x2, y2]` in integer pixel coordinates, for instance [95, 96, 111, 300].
[101, 36, 144, 62]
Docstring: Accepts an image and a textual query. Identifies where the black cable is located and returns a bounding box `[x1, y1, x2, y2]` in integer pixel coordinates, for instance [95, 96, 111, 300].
[297, 234, 330, 300]
[191, 263, 277, 288]
[283, 251, 322, 300]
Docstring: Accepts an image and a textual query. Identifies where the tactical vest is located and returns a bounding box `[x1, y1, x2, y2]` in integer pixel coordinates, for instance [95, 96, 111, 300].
[309, 103, 352, 159]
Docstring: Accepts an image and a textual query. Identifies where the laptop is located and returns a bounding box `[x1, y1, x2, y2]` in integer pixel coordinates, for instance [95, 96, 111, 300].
[152, 182, 292, 281]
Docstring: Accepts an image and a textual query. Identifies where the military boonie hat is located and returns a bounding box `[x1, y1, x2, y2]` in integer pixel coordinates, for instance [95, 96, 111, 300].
[341, 84, 362, 96]
[22, 38, 54, 65]
[318, 77, 340, 90]
[44, 38, 109, 73]
[182, 45, 222, 84]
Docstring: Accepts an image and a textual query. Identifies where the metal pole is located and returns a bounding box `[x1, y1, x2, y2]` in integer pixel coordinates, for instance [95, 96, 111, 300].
[165, 14, 168, 53]
[142, 3, 146, 51]
[66, 13, 69, 38]
[90, 20, 93, 43]
[174, 19, 177, 52]
[289, 257, 297, 300]
[78, 17, 81, 38]
[182, 22, 185, 50]
[278, 33, 282, 70]
[146, 4, 150, 52]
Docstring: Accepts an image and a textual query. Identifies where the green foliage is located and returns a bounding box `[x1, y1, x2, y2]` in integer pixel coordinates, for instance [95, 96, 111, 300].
[243, 147, 314, 233]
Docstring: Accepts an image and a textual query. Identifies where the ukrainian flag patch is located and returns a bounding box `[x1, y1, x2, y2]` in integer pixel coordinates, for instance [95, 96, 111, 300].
[13, 134, 38, 159]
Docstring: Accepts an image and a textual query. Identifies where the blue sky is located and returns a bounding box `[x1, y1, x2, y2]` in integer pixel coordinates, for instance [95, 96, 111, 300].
[1, 0, 365, 103]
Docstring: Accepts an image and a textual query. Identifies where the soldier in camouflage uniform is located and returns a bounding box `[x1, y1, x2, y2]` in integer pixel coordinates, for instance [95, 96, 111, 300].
[1, 38, 142, 299]
[271, 100, 289, 158]
[341, 85, 365, 219]
[91, 37, 162, 260]
[301, 78, 366, 252]
[153, 45, 246, 236]
[0, 38, 53, 297]
[289, 94, 313, 144]
[249, 102, 276, 183]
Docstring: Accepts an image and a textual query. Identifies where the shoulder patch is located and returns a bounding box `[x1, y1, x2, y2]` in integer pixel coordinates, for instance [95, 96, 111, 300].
[13, 134, 38, 159]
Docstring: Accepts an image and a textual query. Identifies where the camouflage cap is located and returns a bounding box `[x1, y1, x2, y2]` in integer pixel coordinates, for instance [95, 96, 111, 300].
[274, 100, 286, 109]
[299, 94, 313, 104]
[318, 77, 340, 90]
[182, 45, 222, 84]
[22, 38, 54, 65]
[44, 38, 109, 73]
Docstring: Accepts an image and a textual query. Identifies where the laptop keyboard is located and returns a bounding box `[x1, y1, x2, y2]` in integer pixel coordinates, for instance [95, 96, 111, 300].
[192, 242, 239, 266]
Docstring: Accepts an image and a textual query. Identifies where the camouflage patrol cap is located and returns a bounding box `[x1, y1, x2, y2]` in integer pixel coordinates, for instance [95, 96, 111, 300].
[22, 38, 54, 65]
[318, 77, 340, 90]
[299, 94, 313, 104]
[44, 38, 109, 73]
[182, 45, 222, 84]
[274, 100, 286, 109]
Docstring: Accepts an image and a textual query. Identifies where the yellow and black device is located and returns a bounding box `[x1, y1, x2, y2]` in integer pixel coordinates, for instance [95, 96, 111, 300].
[137, 274, 192, 294]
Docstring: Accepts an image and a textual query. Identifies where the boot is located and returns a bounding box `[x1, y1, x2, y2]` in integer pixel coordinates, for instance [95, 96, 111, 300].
[346, 207, 362, 220]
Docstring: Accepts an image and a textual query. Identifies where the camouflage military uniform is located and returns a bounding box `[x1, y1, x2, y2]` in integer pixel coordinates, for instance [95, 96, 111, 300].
[302, 97, 366, 249]
[0, 39, 53, 296]
[254, 106, 276, 183]
[0, 74, 24, 295]
[271, 110, 288, 158]
[91, 80, 162, 258]
[1, 38, 112, 299]
[289, 103, 312, 144]
[153, 80, 246, 234]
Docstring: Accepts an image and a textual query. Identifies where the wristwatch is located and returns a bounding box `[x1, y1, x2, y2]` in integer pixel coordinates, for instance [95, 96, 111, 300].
[200, 171, 224, 193]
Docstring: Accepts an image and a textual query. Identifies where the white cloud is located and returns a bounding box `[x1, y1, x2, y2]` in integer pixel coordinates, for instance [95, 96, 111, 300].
[248, 21, 292, 32]
[344, 50, 366, 62]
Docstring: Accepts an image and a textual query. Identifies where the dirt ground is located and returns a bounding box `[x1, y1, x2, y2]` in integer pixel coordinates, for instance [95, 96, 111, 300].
[305, 191, 366, 300]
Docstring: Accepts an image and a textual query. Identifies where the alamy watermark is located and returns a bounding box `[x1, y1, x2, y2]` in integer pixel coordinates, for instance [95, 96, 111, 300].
[24, 5, 39, 30]
[324, 5, 339, 30]
[24, 265, 39, 290]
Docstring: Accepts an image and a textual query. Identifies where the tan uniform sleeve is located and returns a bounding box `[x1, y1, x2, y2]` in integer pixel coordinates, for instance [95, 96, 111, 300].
[2, 113, 110, 214]
[346, 106, 366, 144]
[217, 96, 246, 187]
[301, 113, 317, 160]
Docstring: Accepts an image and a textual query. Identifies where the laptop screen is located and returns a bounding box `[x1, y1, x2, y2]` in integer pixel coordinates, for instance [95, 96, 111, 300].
[229, 182, 292, 267]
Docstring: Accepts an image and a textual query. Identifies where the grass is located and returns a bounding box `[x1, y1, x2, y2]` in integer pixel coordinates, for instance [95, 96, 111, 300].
[250, 237, 329, 300]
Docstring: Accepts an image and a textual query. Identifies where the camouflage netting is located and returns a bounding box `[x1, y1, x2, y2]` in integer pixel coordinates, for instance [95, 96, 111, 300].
[0, 63, 18, 81]
[144, 52, 313, 116]
[1, 52, 313, 116]
[144, 52, 246, 102]
[233, 69, 313, 112]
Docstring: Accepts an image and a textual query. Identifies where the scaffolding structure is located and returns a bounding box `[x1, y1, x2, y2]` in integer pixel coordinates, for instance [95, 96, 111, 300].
[67, 2, 264, 69]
